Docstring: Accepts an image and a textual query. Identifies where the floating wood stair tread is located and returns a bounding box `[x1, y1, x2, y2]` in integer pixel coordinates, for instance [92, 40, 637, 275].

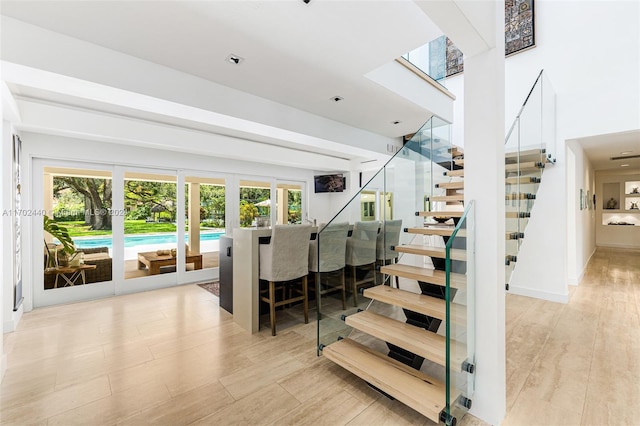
[427, 194, 464, 202]
[405, 226, 454, 236]
[449, 147, 464, 156]
[417, 211, 464, 218]
[444, 169, 465, 177]
[435, 181, 465, 190]
[345, 311, 467, 368]
[506, 232, 524, 240]
[505, 211, 531, 219]
[505, 161, 544, 172]
[505, 176, 541, 185]
[322, 338, 446, 423]
[454, 158, 465, 166]
[505, 149, 548, 164]
[363, 285, 466, 324]
[394, 244, 466, 261]
[505, 193, 536, 200]
[380, 264, 466, 289]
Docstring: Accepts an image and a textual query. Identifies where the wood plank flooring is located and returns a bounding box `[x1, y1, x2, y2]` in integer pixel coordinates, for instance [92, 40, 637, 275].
[2, 246, 638, 425]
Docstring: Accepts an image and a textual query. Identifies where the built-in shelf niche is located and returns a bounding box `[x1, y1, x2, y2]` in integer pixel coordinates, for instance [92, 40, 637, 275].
[626, 196, 640, 210]
[624, 181, 640, 195]
[602, 182, 620, 209]
[602, 212, 639, 226]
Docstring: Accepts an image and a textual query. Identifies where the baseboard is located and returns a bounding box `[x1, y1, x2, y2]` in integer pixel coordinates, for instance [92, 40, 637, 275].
[508, 285, 569, 304]
[596, 242, 640, 249]
[3, 303, 23, 333]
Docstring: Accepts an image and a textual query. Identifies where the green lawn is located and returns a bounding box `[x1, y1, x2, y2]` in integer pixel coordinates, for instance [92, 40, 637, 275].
[60, 220, 177, 237]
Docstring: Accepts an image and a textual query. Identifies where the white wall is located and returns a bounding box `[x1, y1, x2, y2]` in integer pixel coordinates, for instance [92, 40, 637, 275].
[508, 0, 639, 299]
[447, 0, 640, 302]
[566, 140, 596, 285]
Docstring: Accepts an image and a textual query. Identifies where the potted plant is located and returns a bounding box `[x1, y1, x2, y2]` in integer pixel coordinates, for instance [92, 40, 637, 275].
[43, 215, 76, 270]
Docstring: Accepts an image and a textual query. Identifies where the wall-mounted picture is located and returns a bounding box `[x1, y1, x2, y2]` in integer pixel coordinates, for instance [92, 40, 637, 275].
[314, 174, 345, 193]
[439, 0, 535, 77]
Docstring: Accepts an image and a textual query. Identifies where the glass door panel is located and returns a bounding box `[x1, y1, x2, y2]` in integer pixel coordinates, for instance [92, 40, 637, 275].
[184, 176, 226, 272]
[43, 166, 113, 291]
[124, 172, 177, 279]
[239, 180, 271, 228]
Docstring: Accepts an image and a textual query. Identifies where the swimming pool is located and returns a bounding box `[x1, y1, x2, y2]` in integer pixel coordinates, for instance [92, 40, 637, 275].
[72, 231, 225, 249]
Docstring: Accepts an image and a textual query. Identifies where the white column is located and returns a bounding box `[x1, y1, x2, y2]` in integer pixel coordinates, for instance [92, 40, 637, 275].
[188, 183, 200, 254]
[463, 5, 506, 425]
[277, 187, 287, 224]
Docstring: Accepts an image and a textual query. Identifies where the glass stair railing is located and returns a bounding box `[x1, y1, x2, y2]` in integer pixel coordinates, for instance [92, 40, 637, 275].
[504, 70, 557, 290]
[317, 116, 475, 426]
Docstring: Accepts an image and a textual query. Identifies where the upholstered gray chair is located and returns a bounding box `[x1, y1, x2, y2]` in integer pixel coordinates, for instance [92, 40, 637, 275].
[376, 219, 402, 287]
[259, 224, 312, 336]
[345, 221, 380, 306]
[376, 219, 402, 264]
[309, 222, 349, 310]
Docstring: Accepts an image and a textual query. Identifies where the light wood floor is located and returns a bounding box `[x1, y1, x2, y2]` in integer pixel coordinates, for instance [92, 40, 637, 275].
[504, 247, 640, 426]
[2, 247, 638, 425]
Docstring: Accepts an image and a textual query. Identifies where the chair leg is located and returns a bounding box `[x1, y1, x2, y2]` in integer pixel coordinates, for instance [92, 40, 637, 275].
[340, 268, 347, 310]
[269, 281, 276, 336]
[302, 275, 309, 324]
[352, 265, 358, 307]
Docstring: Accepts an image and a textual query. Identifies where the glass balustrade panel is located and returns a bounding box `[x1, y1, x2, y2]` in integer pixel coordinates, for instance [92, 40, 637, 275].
[445, 201, 475, 423]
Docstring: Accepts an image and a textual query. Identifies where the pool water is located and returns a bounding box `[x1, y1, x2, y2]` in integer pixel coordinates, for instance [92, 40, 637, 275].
[72, 231, 225, 249]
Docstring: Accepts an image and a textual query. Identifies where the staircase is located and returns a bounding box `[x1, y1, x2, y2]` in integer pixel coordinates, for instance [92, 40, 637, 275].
[317, 71, 555, 425]
[316, 116, 474, 426]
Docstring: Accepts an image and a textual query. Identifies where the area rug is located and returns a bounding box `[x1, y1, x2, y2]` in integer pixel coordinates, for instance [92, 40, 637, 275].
[197, 281, 219, 297]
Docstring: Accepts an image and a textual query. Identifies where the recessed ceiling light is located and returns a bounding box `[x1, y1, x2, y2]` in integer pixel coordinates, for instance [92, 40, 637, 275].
[620, 151, 633, 155]
[391, 120, 402, 125]
[621, 164, 630, 167]
[330, 96, 343, 102]
[226, 54, 244, 65]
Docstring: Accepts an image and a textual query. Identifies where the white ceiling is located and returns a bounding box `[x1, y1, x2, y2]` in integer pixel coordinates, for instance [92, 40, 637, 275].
[1, 0, 444, 139]
[576, 130, 640, 171]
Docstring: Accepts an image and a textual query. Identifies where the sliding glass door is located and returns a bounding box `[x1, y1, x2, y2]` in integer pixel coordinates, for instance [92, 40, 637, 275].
[34, 160, 115, 307]
[183, 175, 227, 275]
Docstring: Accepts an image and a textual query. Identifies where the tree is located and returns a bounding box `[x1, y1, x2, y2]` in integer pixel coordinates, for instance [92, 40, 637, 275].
[125, 180, 176, 221]
[55, 177, 112, 230]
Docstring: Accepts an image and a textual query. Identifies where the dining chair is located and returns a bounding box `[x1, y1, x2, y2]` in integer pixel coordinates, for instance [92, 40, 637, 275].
[376, 219, 402, 286]
[345, 221, 380, 306]
[309, 222, 349, 310]
[259, 224, 312, 336]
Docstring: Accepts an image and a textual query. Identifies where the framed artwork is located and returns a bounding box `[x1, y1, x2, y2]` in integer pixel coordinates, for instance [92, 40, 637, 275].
[439, 0, 536, 77]
[446, 37, 464, 77]
[505, 0, 535, 56]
